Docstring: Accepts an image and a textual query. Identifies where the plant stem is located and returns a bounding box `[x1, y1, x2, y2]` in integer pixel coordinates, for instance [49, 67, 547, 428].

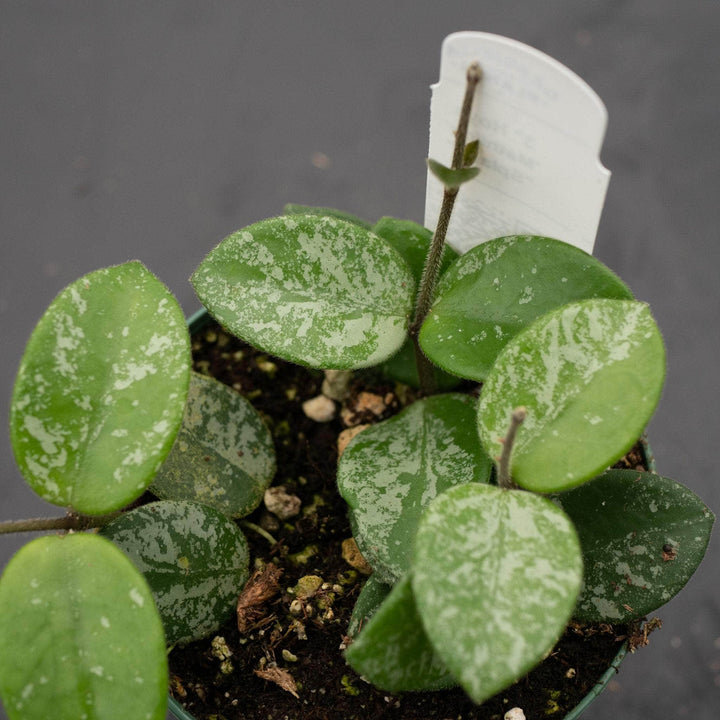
[497, 407, 527, 490]
[410, 62, 483, 394]
[0, 511, 123, 535]
[241, 520, 278, 547]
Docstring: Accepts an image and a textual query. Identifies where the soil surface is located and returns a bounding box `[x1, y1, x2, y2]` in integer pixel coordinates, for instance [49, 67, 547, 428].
[166, 322, 648, 720]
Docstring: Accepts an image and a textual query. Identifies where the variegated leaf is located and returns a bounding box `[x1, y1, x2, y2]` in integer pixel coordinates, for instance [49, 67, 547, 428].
[478, 299, 666, 493]
[10, 262, 191, 515]
[191, 215, 415, 369]
[151, 372, 276, 518]
[419, 235, 633, 381]
[101, 501, 249, 645]
[412, 483, 583, 705]
[338, 393, 492, 583]
[555, 469, 714, 622]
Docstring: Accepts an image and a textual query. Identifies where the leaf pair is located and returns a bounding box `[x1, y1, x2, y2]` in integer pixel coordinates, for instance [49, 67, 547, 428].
[345, 468, 713, 704]
[192, 214, 639, 397]
[337, 390, 581, 704]
[346, 484, 584, 706]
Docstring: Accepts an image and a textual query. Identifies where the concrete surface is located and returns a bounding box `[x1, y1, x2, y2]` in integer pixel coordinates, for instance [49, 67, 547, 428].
[1, 2, 718, 718]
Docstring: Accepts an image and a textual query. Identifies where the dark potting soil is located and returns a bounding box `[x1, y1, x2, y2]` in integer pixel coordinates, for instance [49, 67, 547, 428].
[166, 322, 649, 720]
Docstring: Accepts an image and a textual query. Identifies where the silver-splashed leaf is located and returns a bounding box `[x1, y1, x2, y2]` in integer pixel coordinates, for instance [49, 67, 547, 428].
[554, 469, 714, 622]
[10, 261, 191, 515]
[0, 534, 168, 720]
[191, 215, 415, 369]
[412, 483, 583, 705]
[101, 500, 249, 645]
[478, 298, 666, 492]
[151, 372, 276, 518]
[338, 393, 492, 583]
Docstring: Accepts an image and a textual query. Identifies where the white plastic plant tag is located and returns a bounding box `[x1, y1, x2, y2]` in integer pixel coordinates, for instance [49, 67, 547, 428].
[425, 32, 610, 255]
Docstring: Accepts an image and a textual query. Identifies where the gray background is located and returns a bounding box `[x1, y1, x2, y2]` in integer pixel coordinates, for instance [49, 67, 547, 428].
[1, 2, 718, 718]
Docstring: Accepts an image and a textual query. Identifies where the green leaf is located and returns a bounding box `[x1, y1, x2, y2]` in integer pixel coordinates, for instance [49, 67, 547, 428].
[478, 299, 666, 492]
[347, 574, 392, 639]
[554, 469, 714, 622]
[10, 261, 191, 515]
[378, 338, 462, 390]
[192, 215, 415, 369]
[412, 483, 583, 705]
[101, 501, 250, 645]
[370, 217, 461, 388]
[282, 204, 372, 229]
[338, 393, 492, 583]
[463, 139, 480, 167]
[150, 372, 276, 518]
[345, 574, 455, 692]
[427, 158, 480, 189]
[0, 533, 167, 720]
[419, 235, 634, 381]
[371, 217, 457, 281]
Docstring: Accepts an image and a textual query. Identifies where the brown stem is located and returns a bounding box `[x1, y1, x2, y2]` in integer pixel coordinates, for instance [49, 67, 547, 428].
[497, 407, 527, 490]
[410, 62, 483, 394]
[0, 511, 123, 536]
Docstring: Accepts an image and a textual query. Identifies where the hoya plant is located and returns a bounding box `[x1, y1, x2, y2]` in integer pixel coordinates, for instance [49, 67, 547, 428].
[0, 62, 714, 719]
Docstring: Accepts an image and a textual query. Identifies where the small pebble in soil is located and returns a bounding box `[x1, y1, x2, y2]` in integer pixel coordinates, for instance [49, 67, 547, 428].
[292, 575, 324, 599]
[337, 424, 370, 457]
[302, 394, 337, 422]
[504, 708, 526, 720]
[210, 636, 232, 661]
[341, 391, 389, 426]
[355, 391, 388, 416]
[341, 537, 373, 574]
[264, 485, 302, 519]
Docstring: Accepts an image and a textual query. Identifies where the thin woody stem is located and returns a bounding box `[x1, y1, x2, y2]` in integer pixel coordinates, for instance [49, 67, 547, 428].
[0, 510, 123, 536]
[410, 62, 483, 394]
[497, 407, 527, 490]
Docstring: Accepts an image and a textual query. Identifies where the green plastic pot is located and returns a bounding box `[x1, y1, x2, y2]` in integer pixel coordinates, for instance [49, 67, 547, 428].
[166, 308, 652, 720]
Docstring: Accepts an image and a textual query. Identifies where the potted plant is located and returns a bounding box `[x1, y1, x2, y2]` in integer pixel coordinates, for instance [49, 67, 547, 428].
[0, 57, 713, 720]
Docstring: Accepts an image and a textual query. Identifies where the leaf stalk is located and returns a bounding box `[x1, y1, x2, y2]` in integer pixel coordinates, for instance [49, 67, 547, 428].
[497, 407, 527, 490]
